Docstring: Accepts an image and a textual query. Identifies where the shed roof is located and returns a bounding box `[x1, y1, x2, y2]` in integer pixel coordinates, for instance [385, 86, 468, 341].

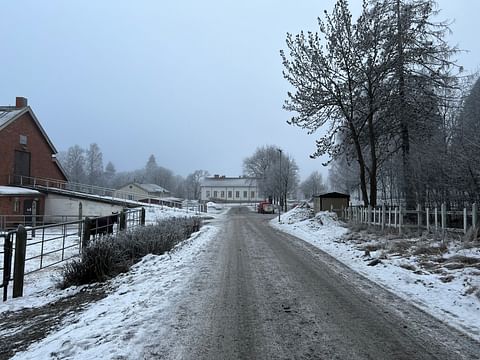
[313, 191, 350, 198]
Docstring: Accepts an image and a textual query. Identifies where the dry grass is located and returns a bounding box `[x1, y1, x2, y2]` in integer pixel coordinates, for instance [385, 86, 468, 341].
[412, 243, 448, 256]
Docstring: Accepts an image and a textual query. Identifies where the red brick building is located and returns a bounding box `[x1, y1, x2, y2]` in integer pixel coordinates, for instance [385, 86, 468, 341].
[0, 97, 67, 227]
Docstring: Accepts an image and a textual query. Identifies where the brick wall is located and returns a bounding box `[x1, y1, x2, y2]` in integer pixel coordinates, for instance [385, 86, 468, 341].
[0, 195, 45, 221]
[0, 111, 66, 185]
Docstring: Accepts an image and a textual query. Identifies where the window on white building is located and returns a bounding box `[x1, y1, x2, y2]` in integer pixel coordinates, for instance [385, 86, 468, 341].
[221, 191, 225, 198]
[228, 191, 232, 198]
[251, 191, 255, 198]
[243, 191, 247, 198]
[235, 191, 240, 198]
[214, 191, 218, 198]
[206, 190, 211, 198]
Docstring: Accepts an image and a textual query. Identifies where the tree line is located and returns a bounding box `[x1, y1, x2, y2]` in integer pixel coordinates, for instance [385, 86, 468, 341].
[282, 0, 477, 209]
[59, 143, 327, 202]
[57, 145, 210, 200]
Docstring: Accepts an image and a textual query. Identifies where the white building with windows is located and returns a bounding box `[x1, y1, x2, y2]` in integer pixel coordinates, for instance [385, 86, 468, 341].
[200, 175, 262, 203]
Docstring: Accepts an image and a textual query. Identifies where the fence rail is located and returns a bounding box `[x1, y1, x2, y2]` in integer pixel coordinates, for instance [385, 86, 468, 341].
[341, 203, 478, 235]
[8, 174, 185, 208]
[1, 208, 145, 301]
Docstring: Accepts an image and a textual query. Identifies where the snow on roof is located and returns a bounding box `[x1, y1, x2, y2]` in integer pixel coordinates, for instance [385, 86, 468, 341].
[135, 183, 170, 193]
[200, 177, 258, 187]
[0, 107, 24, 128]
[0, 186, 42, 196]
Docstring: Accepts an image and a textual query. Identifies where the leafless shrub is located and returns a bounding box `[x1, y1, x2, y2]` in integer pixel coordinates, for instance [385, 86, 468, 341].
[443, 263, 465, 270]
[60, 217, 201, 289]
[399, 263, 416, 271]
[387, 240, 414, 255]
[358, 243, 384, 252]
[463, 226, 480, 244]
[447, 255, 480, 266]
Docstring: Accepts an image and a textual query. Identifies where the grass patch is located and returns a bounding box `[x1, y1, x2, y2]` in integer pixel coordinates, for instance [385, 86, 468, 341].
[60, 217, 201, 289]
[412, 243, 448, 256]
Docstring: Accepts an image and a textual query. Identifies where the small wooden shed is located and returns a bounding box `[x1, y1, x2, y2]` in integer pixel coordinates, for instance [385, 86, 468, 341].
[313, 192, 350, 215]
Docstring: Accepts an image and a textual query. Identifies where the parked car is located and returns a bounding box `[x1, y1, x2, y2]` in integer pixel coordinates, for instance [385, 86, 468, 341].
[257, 201, 275, 214]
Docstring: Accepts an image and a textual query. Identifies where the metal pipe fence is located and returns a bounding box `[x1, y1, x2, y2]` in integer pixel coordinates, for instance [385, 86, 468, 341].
[1, 208, 145, 301]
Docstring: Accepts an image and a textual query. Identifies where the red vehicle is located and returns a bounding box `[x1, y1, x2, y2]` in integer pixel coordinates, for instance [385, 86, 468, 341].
[257, 201, 275, 214]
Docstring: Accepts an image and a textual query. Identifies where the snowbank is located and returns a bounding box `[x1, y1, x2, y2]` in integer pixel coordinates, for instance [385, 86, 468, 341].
[271, 207, 480, 341]
[10, 224, 219, 359]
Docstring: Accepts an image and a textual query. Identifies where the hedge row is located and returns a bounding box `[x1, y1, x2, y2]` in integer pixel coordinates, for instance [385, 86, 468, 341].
[60, 217, 201, 289]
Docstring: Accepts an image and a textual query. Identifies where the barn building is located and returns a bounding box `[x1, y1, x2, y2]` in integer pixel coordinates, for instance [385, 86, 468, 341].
[0, 97, 68, 227]
[114, 183, 171, 203]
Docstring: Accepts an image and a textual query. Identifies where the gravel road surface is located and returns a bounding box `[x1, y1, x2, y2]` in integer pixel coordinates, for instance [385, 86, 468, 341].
[147, 207, 480, 359]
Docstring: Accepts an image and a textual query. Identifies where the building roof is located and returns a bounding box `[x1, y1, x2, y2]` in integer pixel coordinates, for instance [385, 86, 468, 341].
[0, 186, 42, 196]
[313, 191, 350, 198]
[136, 183, 170, 193]
[0, 104, 68, 181]
[200, 176, 258, 187]
[0, 106, 59, 154]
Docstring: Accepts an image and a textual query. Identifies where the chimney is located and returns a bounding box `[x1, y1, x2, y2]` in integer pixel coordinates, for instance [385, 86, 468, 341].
[16, 97, 28, 108]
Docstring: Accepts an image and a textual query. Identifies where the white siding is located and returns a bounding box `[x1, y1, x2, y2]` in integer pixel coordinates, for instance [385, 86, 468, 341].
[45, 193, 124, 220]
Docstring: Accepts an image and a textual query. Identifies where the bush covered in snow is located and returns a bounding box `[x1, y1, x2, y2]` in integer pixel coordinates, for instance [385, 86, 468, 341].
[60, 217, 201, 288]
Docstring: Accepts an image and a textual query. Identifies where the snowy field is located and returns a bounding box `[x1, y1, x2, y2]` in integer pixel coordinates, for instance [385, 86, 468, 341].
[270, 206, 480, 342]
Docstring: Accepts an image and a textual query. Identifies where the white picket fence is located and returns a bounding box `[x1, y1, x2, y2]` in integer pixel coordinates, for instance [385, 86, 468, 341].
[342, 203, 478, 234]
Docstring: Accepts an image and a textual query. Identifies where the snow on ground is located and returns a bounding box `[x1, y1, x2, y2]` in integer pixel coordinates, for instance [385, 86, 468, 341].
[10, 223, 220, 360]
[271, 206, 480, 341]
[0, 204, 225, 314]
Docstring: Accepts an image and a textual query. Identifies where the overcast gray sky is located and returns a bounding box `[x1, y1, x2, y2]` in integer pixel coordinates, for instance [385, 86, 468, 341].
[1, 0, 478, 180]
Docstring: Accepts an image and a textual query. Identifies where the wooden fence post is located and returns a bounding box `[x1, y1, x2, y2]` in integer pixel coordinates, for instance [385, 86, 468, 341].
[382, 204, 386, 230]
[441, 203, 446, 232]
[417, 204, 421, 231]
[463, 207, 467, 235]
[119, 211, 126, 231]
[82, 217, 91, 250]
[31, 201, 36, 238]
[434, 207, 438, 231]
[473, 203, 477, 230]
[398, 207, 403, 234]
[426, 207, 430, 232]
[13, 225, 27, 298]
[78, 202, 83, 237]
[141, 208, 146, 226]
[3, 234, 13, 301]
